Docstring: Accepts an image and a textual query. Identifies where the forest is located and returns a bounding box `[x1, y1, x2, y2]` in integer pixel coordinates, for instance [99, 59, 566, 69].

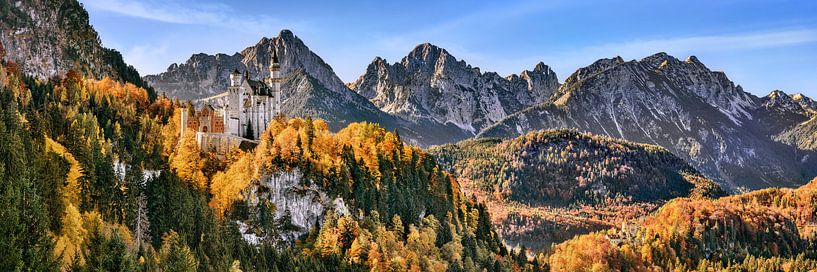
[0, 50, 531, 271]
[428, 131, 726, 252]
[4, 43, 817, 272]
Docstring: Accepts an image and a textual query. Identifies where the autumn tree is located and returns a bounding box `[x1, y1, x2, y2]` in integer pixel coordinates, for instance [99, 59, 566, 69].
[170, 132, 208, 190]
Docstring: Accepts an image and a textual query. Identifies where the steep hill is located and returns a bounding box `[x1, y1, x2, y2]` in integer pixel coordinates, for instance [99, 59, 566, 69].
[479, 53, 817, 190]
[429, 129, 723, 252]
[0, 0, 152, 95]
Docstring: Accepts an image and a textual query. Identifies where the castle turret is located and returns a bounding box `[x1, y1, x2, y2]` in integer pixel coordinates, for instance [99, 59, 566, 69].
[229, 69, 240, 87]
[267, 49, 282, 114]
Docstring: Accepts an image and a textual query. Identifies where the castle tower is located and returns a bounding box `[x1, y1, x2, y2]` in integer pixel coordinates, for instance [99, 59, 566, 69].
[267, 49, 282, 114]
[180, 107, 188, 138]
[229, 68, 240, 87]
[227, 69, 242, 136]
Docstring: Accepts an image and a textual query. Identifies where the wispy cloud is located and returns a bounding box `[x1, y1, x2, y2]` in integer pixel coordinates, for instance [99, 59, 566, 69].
[82, 0, 286, 34]
[373, 0, 570, 57]
[452, 28, 817, 80]
[581, 28, 817, 59]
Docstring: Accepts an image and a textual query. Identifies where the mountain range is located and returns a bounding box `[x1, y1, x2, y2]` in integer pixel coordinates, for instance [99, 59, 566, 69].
[144, 30, 817, 191]
[5, 1, 817, 270]
[478, 54, 817, 190]
[144, 30, 471, 146]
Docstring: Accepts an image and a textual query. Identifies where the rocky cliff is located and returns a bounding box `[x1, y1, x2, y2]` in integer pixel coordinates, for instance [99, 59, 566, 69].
[349, 43, 559, 134]
[0, 0, 151, 92]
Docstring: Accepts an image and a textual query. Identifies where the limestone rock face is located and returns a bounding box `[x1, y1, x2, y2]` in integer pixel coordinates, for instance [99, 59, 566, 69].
[480, 53, 817, 190]
[240, 168, 349, 244]
[0, 0, 146, 86]
[349, 43, 559, 133]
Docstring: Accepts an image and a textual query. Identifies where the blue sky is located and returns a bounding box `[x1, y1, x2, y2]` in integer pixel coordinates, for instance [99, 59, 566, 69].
[82, 0, 817, 97]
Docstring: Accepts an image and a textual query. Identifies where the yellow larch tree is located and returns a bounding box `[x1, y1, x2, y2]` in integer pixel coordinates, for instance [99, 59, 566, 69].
[170, 132, 208, 190]
[209, 152, 256, 217]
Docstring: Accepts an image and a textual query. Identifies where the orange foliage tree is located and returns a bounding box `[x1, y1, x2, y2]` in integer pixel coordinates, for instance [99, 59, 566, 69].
[170, 132, 208, 190]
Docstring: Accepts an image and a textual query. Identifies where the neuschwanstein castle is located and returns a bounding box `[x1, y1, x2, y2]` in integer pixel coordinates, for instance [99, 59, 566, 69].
[180, 51, 283, 154]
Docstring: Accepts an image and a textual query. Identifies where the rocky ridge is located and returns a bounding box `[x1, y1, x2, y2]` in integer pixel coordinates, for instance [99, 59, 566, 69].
[348, 43, 559, 134]
[479, 53, 817, 190]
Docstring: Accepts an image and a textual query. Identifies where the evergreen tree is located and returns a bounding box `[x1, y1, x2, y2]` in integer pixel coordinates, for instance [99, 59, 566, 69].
[0, 90, 58, 271]
[245, 119, 254, 140]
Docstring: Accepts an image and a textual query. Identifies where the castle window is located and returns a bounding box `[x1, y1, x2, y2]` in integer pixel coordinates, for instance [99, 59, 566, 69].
[203, 126, 208, 133]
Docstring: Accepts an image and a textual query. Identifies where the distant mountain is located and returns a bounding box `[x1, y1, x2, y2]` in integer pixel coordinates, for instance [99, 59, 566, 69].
[429, 129, 722, 251]
[755, 90, 817, 151]
[478, 53, 817, 190]
[349, 43, 559, 134]
[145, 30, 471, 146]
[0, 0, 152, 93]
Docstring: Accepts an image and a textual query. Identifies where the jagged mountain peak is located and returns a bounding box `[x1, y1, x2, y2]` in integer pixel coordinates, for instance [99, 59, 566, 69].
[768, 89, 790, 99]
[764, 89, 797, 107]
[791, 93, 817, 114]
[533, 61, 550, 72]
[639, 53, 710, 73]
[0, 0, 152, 92]
[350, 43, 560, 134]
[254, 29, 296, 44]
[562, 56, 626, 87]
[405, 42, 447, 62]
[399, 42, 476, 76]
[792, 93, 811, 101]
[479, 52, 817, 189]
[762, 89, 813, 115]
[684, 55, 706, 66]
[278, 29, 296, 39]
[147, 29, 353, 100]
[372, 56, 387, 64]
[641, 52, 682, 70]
[408, 42, 446, 57]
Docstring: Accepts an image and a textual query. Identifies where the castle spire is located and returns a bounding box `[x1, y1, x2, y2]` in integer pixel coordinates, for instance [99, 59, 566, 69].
[267, 48, 282, 114]
[229, 69, 241, 87]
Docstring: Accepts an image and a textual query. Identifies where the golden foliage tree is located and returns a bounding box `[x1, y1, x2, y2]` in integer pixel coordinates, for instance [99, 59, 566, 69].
[209, 152, 255, 217]
[170, 132, 208, 190]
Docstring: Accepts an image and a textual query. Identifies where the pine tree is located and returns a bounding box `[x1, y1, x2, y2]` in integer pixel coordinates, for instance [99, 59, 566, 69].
[160, 231, 198, 272]
[0, 91, 58, 271]
[83, 229, 136, 272]
[245, 119, 254, 140]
